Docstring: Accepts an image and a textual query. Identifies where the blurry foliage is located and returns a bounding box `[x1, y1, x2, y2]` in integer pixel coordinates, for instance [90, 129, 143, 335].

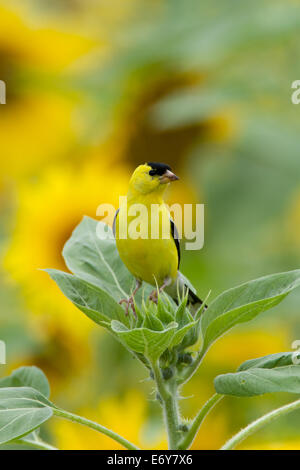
[0, 0, 300, 449]
[52, 389, 167, 450]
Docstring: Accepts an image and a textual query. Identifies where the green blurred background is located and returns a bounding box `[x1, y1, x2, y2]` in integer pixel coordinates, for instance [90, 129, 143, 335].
[1, 0, 300, 449]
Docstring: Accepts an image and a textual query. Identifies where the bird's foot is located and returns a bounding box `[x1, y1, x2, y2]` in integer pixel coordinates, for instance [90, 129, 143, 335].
[149, 289, 158, 304]
[149, 278, 172, 304]
[119, 296, 137, 317]
[119, 279, 141, 317]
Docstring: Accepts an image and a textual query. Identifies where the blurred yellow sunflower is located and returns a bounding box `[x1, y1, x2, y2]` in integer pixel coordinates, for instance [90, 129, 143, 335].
[4, 160, 129, 340]
[106, 71, 236, 172]
[205, 327, 290, 370]
[86, 68, 237, 235]
[0, 5, 96, 184]
[191, 409, 228, 450]
[52, 389, 167, 450]
[242, 438, 300, 450]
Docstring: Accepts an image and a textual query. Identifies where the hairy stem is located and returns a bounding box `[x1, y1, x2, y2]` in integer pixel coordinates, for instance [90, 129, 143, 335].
[152, 361, 181, 450]
[178, 393, 223, 450]
[221, 397, 300, 450]
[53, 407, 140, 450]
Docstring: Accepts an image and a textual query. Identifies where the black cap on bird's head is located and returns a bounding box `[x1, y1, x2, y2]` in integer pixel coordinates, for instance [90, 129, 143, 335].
[147, 162, 179, 183]
[129, 162, 179, 194]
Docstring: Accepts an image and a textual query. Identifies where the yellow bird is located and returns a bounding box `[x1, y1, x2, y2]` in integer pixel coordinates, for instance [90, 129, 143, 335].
[113, 162, 204, 314]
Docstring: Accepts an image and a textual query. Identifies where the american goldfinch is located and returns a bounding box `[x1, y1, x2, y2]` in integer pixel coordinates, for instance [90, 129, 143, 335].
[113, 162, 204, 314]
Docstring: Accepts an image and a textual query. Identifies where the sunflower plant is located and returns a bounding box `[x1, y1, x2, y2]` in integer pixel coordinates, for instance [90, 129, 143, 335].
[1, 216, 300, 450]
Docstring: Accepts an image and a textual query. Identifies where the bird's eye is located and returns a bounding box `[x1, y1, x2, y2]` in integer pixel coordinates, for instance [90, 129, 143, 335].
[149, 170, 156, 176]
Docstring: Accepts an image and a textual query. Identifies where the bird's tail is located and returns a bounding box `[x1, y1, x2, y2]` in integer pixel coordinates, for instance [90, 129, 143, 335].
[186, 287, 208, 315]
[166, 272, 208, 316]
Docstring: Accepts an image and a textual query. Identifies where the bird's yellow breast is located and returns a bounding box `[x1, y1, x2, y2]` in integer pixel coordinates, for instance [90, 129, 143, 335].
[115, 198, 178, 286]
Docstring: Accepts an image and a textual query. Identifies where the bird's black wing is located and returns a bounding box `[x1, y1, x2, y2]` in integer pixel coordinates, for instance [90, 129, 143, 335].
[170, 219, 180, 269]
[112, 208, 119, 238]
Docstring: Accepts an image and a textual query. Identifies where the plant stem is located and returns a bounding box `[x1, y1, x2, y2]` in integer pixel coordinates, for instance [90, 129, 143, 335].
[178, 393, 223, 450]
[53, 407, 140, 450]
[221, 397, 300, 450]
[152, 361, 181, 450]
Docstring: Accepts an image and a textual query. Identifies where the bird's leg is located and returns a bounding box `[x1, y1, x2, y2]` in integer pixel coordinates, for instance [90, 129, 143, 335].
[149, 277, 172, 304]
[119, 279, 142, 317]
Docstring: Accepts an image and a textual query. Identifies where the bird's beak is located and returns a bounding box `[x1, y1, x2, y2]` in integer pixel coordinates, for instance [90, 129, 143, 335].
[159, 170, 179, 184]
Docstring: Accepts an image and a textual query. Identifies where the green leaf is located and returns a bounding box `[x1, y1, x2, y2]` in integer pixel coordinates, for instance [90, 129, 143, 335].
[0, 387, 53, 445]
[143, 313, 165, 331]
[0, 366, 50, 398]
[180, 321, 202, 349]
[62, 217, 133, 301]
[46, 269, 130, 329]
[214, 365, 300, 397]
[169, 321, 198, 348]
[175, 296, 190, 327]
[238, 352, 297, 371]
[111, 320, 178, 360]
[61, 217, 196, 311]
[156, 296, 175, 325]
[201, 270, 300, 351]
